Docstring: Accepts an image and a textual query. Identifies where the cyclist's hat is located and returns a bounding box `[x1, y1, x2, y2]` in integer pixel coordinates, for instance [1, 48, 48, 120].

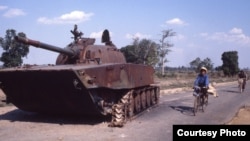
[200, 67, 207, 73]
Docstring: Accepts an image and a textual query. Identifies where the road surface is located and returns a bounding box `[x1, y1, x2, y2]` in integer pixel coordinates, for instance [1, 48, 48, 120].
[0, 81, 249, 141]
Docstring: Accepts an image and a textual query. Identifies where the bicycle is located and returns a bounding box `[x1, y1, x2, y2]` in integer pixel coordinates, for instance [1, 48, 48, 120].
[193, 86, 208, 116]
[238, 78, 245, 93]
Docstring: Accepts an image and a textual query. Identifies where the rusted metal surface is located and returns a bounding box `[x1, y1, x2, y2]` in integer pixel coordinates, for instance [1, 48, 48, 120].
[15, 35, 126, 65]
[15, 36, 77, 57]
[79, 63, 154, 89]
[0, 25, 160, 127]
[0, 69, 98, 115]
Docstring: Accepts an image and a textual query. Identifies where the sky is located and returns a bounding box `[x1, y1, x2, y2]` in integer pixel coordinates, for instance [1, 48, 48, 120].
[0, 0, 250, 69]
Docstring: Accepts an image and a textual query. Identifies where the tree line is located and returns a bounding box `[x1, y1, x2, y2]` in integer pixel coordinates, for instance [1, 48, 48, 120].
[189, 51, 240, 76]
[0, 29, 242, 76]
[119, 35, 241, 76]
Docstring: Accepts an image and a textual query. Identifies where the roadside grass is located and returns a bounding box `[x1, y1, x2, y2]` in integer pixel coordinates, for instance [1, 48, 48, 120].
[155, 71, 238, 90]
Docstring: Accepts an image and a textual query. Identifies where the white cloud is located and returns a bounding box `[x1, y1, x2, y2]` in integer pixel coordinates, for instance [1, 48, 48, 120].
[37, 11, 94, 24]
[0, 5, 8, 10]
[125, 32, 151, 39]
[173, 34, 185, 41]
[90, 31, 103, 38]
[202, 27, 250, 45]
[229, 27, 243, 34]
[90, 30, 113, 39]
[200, 32, 208, 37]
[187, 43, 197, 48]
[171, 47, 184, 54]
[166, 18, 187, 26]
[3, 8, 26, 18]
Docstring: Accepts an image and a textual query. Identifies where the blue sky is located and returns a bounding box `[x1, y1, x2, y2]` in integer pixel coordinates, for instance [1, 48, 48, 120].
[0, 0, 250, 68]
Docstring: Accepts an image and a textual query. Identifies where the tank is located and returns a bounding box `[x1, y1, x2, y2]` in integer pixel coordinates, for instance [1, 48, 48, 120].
[0, 25, 160, 127]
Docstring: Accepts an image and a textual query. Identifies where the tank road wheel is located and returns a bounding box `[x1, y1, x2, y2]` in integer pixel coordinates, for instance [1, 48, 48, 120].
[141, 91, 147, 110]
[151, 89, 156, 104]
[155, 87, 160, 104]
[146, 90, 151, 107]
[134, 93, 141, 113]
[127, 91, 135, 117]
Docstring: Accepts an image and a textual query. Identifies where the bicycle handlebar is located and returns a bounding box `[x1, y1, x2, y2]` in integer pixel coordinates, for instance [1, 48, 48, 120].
[193, 86, 209, 89]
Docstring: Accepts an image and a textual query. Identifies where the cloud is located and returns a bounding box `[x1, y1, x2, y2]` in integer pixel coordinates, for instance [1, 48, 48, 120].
[90, 30, 113, 38]
[173, 34, 185, 41]
[171, 47, 184, 54]
[165, 18, 187, 26]
[200, 32, 208, 37]
[37, 11, 94, 24]
[202, 27, 250, 45]
[0, 5, 8, 10]
[90, 31, 103, 38]
[125, 32, 151, 39]
[229, 28, 242, 34]
[3, 8, 26, 18]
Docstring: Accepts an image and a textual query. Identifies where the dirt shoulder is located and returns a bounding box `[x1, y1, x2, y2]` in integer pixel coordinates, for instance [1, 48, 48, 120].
[227, 106, 250, 125]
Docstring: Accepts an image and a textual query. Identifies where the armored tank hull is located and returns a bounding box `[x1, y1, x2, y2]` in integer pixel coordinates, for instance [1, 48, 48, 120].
[0, 63, 159, 126]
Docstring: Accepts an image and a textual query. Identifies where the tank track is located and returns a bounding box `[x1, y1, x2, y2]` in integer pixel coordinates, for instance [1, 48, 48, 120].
[109, 86, 160, 127]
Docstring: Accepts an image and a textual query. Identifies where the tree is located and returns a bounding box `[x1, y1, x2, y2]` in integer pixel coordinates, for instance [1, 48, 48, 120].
[190, 57, 202, 71]
[0, 29, 29, 67]
[120, 38, 159, 66]
[221, 51, 239, 76]
[120, 45, 137, 63]
[189, 57, 214, 72]
[201, 58, 213, 70]
[158, 29, 176, 76]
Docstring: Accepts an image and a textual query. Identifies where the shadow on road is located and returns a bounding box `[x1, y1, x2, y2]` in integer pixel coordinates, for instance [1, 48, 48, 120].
[220, 85, 242, 94]
[222, 89, 240, 94]
[169, 105, 194, 116]
[0, 108, 111, 125]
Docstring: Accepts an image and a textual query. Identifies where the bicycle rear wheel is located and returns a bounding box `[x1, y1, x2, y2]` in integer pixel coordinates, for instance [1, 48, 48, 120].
[205, 94, 208, 105]
[238, 79, 243, 93]
[203, 94, 208, 111]
[240, 84, 243, 93]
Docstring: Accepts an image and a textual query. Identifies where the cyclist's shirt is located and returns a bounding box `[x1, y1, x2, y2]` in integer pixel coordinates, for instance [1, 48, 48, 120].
[238, 72, 246, 79]
[194, 74, 209, 87]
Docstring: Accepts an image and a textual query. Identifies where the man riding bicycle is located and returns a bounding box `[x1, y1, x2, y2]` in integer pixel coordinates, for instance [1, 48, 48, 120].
[193, 67, 209, 96]
[192, 67, 210, 115]
[238, 70, 247, 92]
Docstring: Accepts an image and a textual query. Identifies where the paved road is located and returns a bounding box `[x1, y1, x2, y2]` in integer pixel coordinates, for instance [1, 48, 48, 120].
[0, 81, 249, 141]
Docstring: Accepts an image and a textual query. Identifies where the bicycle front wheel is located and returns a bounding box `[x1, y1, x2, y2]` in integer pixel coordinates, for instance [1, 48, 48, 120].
[205, 94, 208, 106]
[201, 96, 205, 112]
[193, 96, 199, 116]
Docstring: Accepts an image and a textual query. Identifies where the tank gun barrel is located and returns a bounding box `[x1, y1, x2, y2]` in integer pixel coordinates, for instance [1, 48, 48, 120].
[15, 36, 76, 57]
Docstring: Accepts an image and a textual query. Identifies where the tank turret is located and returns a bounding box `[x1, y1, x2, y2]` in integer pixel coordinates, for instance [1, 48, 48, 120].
[15, 26, 126, 65]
